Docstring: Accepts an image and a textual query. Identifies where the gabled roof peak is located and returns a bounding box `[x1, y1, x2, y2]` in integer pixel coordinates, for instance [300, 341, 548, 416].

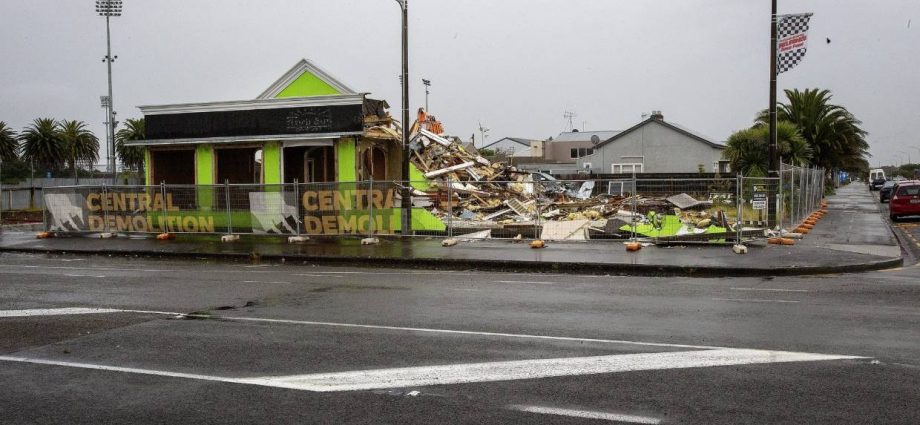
[257, 59, 356, 99]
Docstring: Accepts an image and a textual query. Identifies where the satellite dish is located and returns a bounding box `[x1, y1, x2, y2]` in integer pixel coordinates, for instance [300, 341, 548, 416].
[590, 135, 601, 146]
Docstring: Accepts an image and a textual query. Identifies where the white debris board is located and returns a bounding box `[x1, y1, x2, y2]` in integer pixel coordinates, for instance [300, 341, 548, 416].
[541, 220, 591, 241]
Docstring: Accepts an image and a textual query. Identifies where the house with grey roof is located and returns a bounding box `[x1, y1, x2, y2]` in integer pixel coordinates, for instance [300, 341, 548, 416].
[576, 112, 729, 174]
[482, 137, 540, 157]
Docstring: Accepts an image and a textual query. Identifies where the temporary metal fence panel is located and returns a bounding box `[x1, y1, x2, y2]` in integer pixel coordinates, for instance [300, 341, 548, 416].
[737, 177, 779, 243]
[41, 176, 797, 246]
[778, 163, 825, 231]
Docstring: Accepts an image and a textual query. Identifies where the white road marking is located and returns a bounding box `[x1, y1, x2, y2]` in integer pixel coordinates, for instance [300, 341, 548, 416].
[712, 298, 800, 304]
[0, 348, 864, 393]
[297, 271, 451, 276]
[508, 405, 661, 424]
[242, 280, 290, 284]
[236, 348, 864, 392]
[729, 288, 810, 293]
[0, 308, 127, 317]
[494, 280, 555, 285]
[63, 274, 106, 278]
[0, 355, 248, 385]
[295, 274, 345, 278]
[0, 265, 175, 273]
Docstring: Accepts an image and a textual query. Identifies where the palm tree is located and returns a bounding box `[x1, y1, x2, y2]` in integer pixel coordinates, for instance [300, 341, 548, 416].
[757, 88, 869, 174]
[724, 122, 810, 176]
[0, 121, 17, 162]
[115, 118, 146, 173]
[20, 118, 66, 172]
[59, 120, 100, 183]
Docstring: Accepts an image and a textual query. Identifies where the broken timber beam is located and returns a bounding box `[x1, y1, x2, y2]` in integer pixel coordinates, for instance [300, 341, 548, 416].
[424, 161, 475, 178]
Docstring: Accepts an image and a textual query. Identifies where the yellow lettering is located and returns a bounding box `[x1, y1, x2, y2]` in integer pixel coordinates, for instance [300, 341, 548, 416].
[181, 216, 199, 232]
[152, 194, 164, 212]
[383, 189, 395, 209]
[198, 216, 215, 233]
[321, 215, 337, 233]
[88, 215, 104, 231]
[132, 215, 148, 232]
[101, 193, 114, 211]
[115, 215, 131, 231]
[371, 190, 385, 209]
[304, 216, 322, 233]
[85, 194, 101, 212]
[303, 192, 319, 212]
[139, 194, 151, 212]
[334, 191, 353, 211]
[338, 215, 358, 233]
[112, 193, 126, 211]
[318, 191, 334, 211]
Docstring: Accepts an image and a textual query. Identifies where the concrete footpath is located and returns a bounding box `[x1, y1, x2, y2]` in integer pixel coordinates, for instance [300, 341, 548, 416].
[0, 184, 904, 276]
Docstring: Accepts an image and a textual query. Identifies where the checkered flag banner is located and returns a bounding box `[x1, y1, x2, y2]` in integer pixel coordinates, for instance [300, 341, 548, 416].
[777, 13, 814, 74]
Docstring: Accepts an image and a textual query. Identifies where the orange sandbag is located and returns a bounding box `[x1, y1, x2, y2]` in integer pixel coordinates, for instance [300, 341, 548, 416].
[781, 238, 796, 245]
[625, 242, 642, 251]
[768, 238, 783, 245]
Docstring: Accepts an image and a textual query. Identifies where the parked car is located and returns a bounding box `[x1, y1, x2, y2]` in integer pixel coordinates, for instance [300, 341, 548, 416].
[870, 177, 887, 191]
[889, 181, 920, 221]
[879, 180, 898, 203]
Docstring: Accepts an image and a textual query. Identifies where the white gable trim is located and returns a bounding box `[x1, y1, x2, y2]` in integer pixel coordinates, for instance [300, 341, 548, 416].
[257, 59, 357, 99]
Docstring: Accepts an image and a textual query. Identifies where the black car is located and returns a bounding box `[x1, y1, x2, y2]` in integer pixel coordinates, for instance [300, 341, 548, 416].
[870, 178, 887, 191]
[880, 180, 897, 202]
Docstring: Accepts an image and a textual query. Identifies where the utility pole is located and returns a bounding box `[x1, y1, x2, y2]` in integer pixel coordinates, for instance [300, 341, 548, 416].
[396, 0, 411, 236]
[768, 0, 778, 177]
[767, 0, 779, 229]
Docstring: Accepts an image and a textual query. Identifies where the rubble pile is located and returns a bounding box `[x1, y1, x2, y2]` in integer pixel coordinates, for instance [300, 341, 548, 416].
[404, 117, 743, 241]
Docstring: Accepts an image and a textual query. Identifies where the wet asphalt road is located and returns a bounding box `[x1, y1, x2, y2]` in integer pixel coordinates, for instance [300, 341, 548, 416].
[1, 196, 919, 423]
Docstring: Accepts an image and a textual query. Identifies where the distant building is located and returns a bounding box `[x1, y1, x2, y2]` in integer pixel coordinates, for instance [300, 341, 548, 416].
[576, 112, 729, 174]
[481, 137, 539, 157]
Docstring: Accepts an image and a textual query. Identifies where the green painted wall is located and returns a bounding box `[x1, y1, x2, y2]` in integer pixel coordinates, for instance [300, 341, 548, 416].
[275, 72, 340, 98]
[195, 144, 215, 210]
[144, 150, 152, 186]
[262, 142, 282, 184]
[337, 138, 357, 182]
[195, 145, 214, 184]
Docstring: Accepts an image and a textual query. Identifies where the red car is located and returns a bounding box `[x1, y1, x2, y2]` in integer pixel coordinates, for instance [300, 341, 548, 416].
[889, 181, 920, 221]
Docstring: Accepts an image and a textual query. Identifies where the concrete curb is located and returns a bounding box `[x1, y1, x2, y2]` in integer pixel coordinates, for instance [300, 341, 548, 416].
[0, 245, 903, 277]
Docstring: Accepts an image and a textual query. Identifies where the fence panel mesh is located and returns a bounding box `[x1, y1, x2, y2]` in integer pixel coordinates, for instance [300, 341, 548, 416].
[39, 173, 823, 245]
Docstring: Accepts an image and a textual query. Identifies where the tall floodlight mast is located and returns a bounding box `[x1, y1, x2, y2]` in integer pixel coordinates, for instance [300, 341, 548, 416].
[97, 0, 122, 184]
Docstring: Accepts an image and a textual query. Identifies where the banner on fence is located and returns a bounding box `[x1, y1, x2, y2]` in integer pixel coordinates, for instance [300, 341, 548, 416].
[44, 186, 401, 235]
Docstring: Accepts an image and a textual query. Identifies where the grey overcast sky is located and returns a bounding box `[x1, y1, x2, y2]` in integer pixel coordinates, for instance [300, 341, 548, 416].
[1, 1, 918, 167]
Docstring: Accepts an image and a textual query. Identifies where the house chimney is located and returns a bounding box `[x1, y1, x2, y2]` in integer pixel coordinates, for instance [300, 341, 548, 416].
[650, 110, 664, 121]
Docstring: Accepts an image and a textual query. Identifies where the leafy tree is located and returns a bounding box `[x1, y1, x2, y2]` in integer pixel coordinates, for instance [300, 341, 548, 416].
[115, 118, 146, 172]
[757, 88, 869, 174]
[19, 118, 66, 172]
[59, 120, 100, 183]
[723, 121, 810, 176]
[0, 121, 18, 161]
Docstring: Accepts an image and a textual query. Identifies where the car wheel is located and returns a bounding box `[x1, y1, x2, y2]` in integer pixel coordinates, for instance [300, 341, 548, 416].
[890, 214, 898, 222]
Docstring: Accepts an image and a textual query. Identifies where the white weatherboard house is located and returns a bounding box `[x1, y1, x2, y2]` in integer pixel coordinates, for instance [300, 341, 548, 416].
[577, 112, 729, 174]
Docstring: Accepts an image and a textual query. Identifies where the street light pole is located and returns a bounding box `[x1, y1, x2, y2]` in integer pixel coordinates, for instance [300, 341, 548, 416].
[396, 0, 411, 236]
[422, 78, 431, 112]
[97, 0, 122, 184]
